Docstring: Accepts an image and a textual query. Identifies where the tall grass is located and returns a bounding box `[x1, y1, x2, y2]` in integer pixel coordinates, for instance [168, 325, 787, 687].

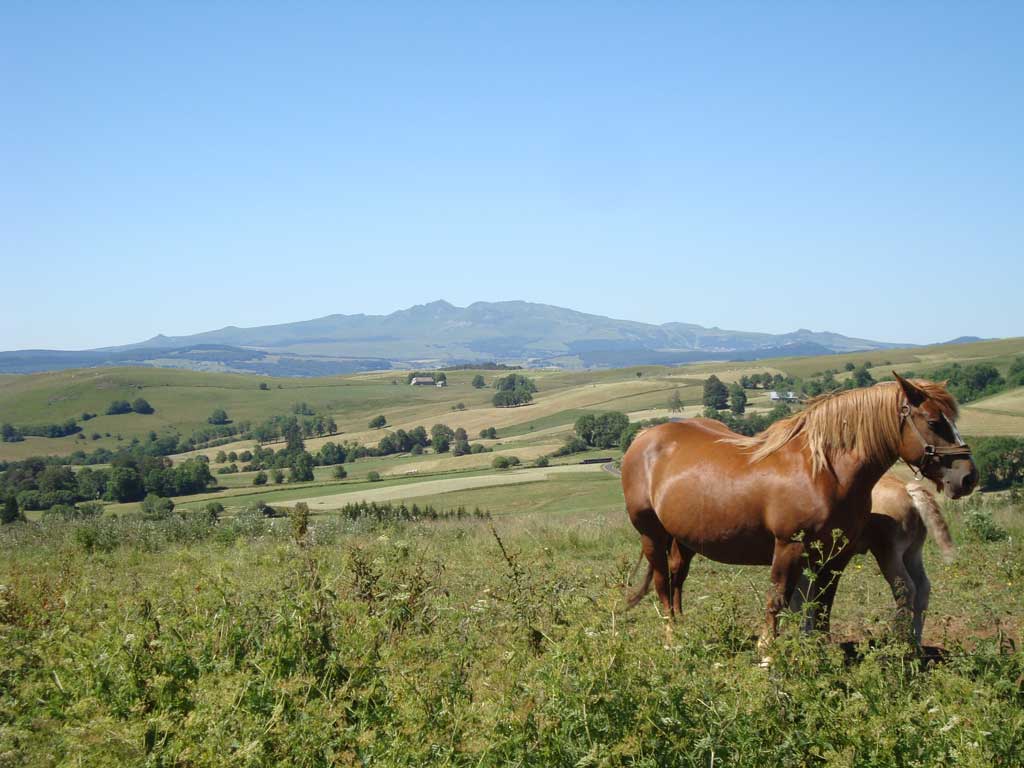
[1, 501, 1021, 766]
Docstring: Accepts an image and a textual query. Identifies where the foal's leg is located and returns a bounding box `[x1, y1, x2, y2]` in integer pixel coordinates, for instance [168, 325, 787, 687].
[874, 540, 917, 642]
[760, 539, 805, 649]
[668, 540, 694, 617]
[904, 547, 930, 645]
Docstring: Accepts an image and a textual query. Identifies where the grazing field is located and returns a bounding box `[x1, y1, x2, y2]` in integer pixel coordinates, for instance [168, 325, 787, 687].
[5, 336, 1024, 464]
[1, 475, 1021, 766]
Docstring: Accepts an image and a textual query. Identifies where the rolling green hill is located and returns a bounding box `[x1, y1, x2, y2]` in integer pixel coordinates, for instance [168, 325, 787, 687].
[3, 336, 1024, 464]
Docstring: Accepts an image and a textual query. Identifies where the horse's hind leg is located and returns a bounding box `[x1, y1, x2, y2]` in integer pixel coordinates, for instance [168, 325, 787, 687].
[669, 540, 694, 617]
[633, 518, 673, 615]
[904, 546, 930, 644]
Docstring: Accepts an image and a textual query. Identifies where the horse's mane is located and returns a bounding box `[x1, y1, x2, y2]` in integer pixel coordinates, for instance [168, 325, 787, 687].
[719, 379, 958, 475]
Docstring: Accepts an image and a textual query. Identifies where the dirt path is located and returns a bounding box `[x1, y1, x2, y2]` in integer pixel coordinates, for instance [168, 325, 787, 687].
[285, 463, 608, 510]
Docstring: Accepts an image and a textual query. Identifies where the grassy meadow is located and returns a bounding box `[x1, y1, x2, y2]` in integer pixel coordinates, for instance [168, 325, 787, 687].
[3, 339, 1024, 765]
[1, 473, 1022, 766]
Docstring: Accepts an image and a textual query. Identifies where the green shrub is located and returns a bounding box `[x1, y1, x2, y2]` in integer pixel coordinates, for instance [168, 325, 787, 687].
[963, 508, 1009, 542]
[140, 494, 176, 520]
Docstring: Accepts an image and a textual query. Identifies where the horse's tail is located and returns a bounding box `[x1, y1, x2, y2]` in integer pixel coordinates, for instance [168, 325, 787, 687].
[906, 482, 956, 563]
[625, 548, 653, 609]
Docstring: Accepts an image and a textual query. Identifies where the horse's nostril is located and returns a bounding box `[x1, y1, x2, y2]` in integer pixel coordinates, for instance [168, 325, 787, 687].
[962, 474, 975, 492]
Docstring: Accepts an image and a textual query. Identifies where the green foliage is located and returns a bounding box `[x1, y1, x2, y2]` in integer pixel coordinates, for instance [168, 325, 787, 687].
[553, 436, 589, 456]
[729, 383, 747, 414]
[207, 408, 230, 425]
[430, 423, 454, 453]
[140, 493, 176, 520]
[131, 397, 154, 414]
[702, 375, 729, 410]
[272, 468, 285, 484]
[492, 374, 537, 407]
[851, 363, 875, 388]
[1, 495, 23, 524]
[963, 507, 1010, 542]
[259, 381, 270, 390]
[534, 455, 550, 468]
[903, 362, 1006, 404]
[367, 470, 382, 482]
[668, 388, 684, 413]
[253, 470, 268, 486]
[288, 452, 315, 482]
[290, 502, 310, 543]
[574, 412, 630, 448]
[1008, 357, 1024, 387]
[471, 374, 486, 388]
[492, 455, 521, 469]
[971, 436, 1024, 490]
[368, 414, 387, 429]
[704, 404, 793, 436]
[106, 399, 133, 415]
[332, 464, 348, 479]
[479, 427, 498, 439]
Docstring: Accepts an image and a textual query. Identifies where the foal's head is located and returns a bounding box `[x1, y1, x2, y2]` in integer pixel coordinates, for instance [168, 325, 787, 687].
[893, 373, 977, 499]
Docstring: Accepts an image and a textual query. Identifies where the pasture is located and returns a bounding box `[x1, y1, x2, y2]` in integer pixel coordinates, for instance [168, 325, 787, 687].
[3, 343, 1024, 765]
[4, 336, 1024, 465]
[1, 473, 1021, 766]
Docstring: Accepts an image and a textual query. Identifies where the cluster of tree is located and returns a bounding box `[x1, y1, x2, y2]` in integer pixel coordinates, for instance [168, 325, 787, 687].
[574, 412, 631, 449]
[208, 408, 231, 425]
[472, 375, 487, 389]
[970, 436, 1024, 490]
[292, 402, 316, 416]
[701, 404, 793, 437]
[801, 364, 875, 397]
[739, 373, 797, 390]
[426, 424, 490, 456]
[2, 419, 82, 442]
[368, 415, 387, 429]
[620, 417, 672, 453]
[898, 362, 1010, 405]
[702, 376, 730, 410]
[251, 413, 337, 442]
[479, 427, 498, 439]
[378, 426, 430, 455]
[0, 453, 214, 511]
[337, 499, 491, 523]
[492, 455, 521, 470]
[106, 398, 154, 415]
[492, 374, 537, 408]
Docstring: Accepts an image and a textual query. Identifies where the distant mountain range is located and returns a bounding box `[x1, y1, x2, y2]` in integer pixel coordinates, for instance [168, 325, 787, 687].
[0, 300, 917, 376]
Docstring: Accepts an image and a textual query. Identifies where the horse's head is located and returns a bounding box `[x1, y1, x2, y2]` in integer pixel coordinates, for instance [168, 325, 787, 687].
[893, 372, 977, 499]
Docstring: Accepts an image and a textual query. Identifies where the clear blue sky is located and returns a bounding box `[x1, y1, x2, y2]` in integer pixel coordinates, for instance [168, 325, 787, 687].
[2, 3, 1021, 350]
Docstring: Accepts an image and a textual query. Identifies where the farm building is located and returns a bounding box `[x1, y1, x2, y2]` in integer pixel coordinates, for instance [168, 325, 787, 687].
[769, 390, 800, 403]
[410, 376, 436, 386]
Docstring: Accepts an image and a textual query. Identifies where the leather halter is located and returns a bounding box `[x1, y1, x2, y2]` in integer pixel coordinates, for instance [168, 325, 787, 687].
[898, 400, 972, 476]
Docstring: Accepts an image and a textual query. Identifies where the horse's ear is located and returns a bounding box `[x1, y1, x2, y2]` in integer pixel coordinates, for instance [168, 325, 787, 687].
[893, 371, 927, 407]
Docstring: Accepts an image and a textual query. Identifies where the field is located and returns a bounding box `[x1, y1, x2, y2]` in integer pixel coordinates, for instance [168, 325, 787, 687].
[2, 473, 1022, 766]
[3, 341, 1024, 765]
[4, 336, 1024, 466]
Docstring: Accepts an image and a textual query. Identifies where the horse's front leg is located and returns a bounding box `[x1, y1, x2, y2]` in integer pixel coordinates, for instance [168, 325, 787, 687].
[759, 538, 805, 652]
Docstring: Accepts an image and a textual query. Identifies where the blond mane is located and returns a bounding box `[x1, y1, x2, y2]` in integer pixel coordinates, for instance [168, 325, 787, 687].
[719, 379, 958, 475]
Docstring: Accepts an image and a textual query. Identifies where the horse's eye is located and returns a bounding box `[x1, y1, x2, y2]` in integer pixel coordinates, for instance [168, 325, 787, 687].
[927, 419, 943, 429]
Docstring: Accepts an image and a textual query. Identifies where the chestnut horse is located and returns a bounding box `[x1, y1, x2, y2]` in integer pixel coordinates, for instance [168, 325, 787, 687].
[621, 375, 975, 645]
